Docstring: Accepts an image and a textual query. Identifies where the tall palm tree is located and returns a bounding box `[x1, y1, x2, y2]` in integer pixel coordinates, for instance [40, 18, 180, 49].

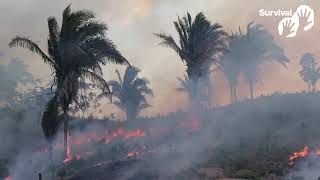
[155, 12, 227, 104]
[9, 5, 129, 156]
[299, 53, 320, 92]
[219, 33, 243, 103]
[98, 67, 152, 120]
[239, 22, 289, 99]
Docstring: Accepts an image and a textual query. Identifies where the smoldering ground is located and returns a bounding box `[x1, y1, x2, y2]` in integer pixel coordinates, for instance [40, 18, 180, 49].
[3, 92, 320, 179]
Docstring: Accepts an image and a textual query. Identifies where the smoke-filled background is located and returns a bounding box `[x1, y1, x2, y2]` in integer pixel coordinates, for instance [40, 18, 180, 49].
[1, 0, 320, 179]
[0, 0, 319, 115]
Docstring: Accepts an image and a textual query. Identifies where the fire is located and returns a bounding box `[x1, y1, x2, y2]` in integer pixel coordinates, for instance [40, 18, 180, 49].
[4, 176, 12, 180]
[127, 151, 140, 157]
[63, 130, 72, 163]
[288, 146, 320, 165]
[34, 115, 202, 164]
[104, 128, 146, 144]
[288, 146, 309, 165]
[72, 132, 100, 145]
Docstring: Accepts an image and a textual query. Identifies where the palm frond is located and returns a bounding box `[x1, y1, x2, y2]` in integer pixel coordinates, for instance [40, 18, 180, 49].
[108, 80, 122, 96]
[154, 33, 184, 60]
[137, 86, 153, 96]
[132, 77, 149, 89]
[123, 66, 140, 86]
[9, 36, 57, 69]
[76, 20, 108, 42]
[47, 17, 61, 63]
[81, 37, 130, 65]
[81, 69, 110, 94]
[68, 9, 95, 25]
[60, 4, 72, 39]
[139, 103, 151, 110]
[115, 70, 123, 85]
[96, 91, 112, 102]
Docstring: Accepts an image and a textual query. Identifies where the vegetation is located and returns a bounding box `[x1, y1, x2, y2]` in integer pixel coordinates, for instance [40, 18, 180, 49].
[155, 12, 227, 105]
[219, 22, 289, 101]
[97, 66, 153, 120]
[9, 5, 129, 155]
[219, 33, 242, 103]
[299, 53, 320, 93]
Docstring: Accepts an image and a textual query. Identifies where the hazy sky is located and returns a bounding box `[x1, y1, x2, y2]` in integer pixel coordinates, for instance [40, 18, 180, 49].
[0, 0, 319, 117]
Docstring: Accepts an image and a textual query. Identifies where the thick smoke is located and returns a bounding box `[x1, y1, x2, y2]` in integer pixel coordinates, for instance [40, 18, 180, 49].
[285, 156, 320, 179]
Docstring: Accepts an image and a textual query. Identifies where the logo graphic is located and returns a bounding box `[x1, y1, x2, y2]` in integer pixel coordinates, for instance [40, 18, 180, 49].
[278, 5, 314, 38]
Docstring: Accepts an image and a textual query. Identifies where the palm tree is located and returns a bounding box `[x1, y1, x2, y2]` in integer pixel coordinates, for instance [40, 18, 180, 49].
[177, 75, 198, 104]
[9, 5, 129, 157]
[219, 33, 243, 103]
[98, 67, 152, 120]
[239, 22, 289, 99]
[155, 12, 227, 104]
[299, 53, 320, 92]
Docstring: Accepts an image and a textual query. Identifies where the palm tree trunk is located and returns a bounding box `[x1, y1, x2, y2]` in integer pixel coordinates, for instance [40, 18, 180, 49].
[229, 85, 234, 103]
[312, 83, 316, 93]
[308, 82, 311, 93]
[249, 83, 254, 100]
[233, 87, 237, 102]
[126, 108, 137, 121]
[63, 113, 69, 159]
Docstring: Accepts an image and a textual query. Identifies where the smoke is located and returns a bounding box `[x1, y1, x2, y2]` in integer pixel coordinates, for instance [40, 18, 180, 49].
[3, 79, 320, 179]
[2, 1, 320, 179]
[0, 58, 34, 102]
[285, 156, 320, 179]
[0, 51, 4, 58]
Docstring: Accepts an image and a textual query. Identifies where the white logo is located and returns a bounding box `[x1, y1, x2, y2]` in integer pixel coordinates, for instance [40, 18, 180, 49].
[259, 5, 315, 38]
[278, 5, 314, 38]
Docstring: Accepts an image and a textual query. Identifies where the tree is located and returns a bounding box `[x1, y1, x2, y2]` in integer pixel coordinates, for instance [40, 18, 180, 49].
[238, 22, 289, 99]
[97, 66, 153, 120]
[155, 12, 227, 104]
[299, 53, 320, 92]
[9, 5, 129, 157]
[219, 33, 243, 103]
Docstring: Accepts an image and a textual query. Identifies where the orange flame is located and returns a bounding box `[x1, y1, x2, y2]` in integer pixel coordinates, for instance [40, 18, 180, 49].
[104, 128, 146, 144]
[288, 146, 308, 165]
[63, 131, 72, 163]
[288, 146, 320, 165]
[34, 116, 202, 163]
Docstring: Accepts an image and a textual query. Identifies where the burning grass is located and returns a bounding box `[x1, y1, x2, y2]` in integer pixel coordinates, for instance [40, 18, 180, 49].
[4, 92, 320, 179]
